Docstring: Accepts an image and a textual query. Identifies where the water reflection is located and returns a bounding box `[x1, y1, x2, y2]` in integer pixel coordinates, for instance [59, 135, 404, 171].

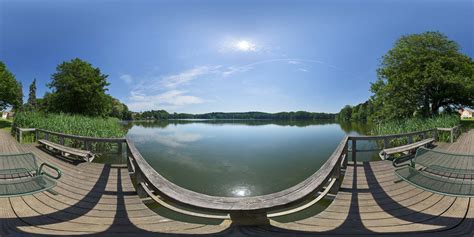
[128, 126, 203, 147]
[231, 186, 252, 196]
[124, 120, 374, 197]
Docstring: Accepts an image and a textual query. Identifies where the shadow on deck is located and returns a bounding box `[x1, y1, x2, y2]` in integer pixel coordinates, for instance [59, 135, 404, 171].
[0, 129, 473, 236]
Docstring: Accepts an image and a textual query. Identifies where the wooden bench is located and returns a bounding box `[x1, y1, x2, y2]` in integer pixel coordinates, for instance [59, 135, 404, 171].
[38, 139, 95, 162]
[379, 138, 435, 160]
[0, 153, 61, 197]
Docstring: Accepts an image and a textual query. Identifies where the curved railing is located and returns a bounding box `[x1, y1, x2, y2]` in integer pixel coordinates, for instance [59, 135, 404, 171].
[12, 125, 465, 220]
[126, 136, 349, 212]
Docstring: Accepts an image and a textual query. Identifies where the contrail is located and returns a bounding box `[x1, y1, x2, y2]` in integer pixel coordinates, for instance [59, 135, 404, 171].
[231, 58, 344, 72]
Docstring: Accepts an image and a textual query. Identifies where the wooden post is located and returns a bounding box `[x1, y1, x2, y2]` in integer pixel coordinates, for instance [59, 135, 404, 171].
[19, 129, 23, 144]
[85, 140, 91, 151]
[60, 137, 65, 145]
[352, 139, 356, 163]
[35, 129, 39, 142]
[342, 142, 348, 169]
[450, 128, 454, 143]
[383, 138, 389, 149]
[117, 142, 123, 155]
[45, 133, 49, 141]
[408, 135, 413, 144]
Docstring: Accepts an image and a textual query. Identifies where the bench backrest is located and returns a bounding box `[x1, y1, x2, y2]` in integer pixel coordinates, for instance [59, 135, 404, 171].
[0, 153, 38, 176]
[414, 147, 474, 175]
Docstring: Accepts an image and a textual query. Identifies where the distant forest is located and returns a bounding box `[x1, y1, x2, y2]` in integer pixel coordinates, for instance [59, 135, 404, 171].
[133, 110, 336, 120]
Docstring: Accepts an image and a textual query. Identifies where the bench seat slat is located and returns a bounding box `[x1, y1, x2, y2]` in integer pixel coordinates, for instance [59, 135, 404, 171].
[38, 139, 94, 162]
[384, 138, 435, 155]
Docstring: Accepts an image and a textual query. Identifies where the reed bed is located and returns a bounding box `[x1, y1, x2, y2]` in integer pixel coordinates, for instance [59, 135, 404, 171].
[371, 115, 461, 144]
[12, 112, 127, 158]
[13, 111, 125, 138]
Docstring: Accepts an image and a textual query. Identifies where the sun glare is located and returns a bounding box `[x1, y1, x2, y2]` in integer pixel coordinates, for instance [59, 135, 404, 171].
[235, 40, 255, 51]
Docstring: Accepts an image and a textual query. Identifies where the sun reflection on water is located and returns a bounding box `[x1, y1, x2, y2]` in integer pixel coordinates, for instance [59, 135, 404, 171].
[231, 186, 252, 197]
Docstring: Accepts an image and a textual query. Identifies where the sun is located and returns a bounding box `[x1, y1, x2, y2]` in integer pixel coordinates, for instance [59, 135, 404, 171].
[235, 40, 255, 51]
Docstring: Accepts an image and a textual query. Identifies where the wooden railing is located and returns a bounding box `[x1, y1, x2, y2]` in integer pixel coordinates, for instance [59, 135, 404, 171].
[14, 128, 127, 162]
[125, 136, 349, 220]
[12, 125, 464, 221]
[437, 125, 462, 143]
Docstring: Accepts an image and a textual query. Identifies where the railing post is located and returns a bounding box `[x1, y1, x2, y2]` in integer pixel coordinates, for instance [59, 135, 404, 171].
[383, 138, 389, 149]
[85, 140, 91, 151]
[45, 132, 49, 141]
[35, 129, 39, 142]
[19, 129, 23, 144]
[408, 135, 413, 144]
[450, 128, 454, 143]
[352, 139, 356, 163]
[59, 136, 65, 145]
[117, 142, 123, 155]
[342, 141, 348, 169]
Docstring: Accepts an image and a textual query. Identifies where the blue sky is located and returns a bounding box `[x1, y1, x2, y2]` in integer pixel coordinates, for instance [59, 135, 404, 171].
[1, 0, 473, 113]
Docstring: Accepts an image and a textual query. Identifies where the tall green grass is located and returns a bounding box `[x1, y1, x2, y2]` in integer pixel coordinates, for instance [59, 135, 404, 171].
[371, 115, 461, 143]
[13, 112, 126, 138]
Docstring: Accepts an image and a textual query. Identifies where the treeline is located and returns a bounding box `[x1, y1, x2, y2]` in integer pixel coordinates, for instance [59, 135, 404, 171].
[337, 100, 375, 122]
[134, 110, 336, 120]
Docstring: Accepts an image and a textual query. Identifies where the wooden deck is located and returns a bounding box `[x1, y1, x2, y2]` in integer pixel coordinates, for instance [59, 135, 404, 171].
[0, 129, 473, 236]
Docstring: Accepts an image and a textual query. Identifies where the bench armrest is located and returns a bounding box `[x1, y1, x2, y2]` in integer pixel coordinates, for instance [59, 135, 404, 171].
[38, 163, 62, 180]
[392, 154, 415, 168]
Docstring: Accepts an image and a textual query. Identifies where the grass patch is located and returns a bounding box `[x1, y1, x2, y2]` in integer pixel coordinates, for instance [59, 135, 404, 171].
[371, 115, 461, 143]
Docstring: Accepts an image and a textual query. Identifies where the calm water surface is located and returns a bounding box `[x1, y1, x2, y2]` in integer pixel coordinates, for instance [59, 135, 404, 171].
[125, 120, 374, 197]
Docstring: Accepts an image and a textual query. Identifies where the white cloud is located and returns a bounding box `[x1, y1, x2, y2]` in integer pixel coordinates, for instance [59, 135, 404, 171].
[120, 74, 133, 84]
[124, 58, 342, 111]
[161, 65, 222, 88]
[288, 60, 301, 65]
[127, 90, 205, 111]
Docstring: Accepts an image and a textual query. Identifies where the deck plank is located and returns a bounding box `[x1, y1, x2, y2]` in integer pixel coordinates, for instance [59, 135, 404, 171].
[0, 129, 473, 236]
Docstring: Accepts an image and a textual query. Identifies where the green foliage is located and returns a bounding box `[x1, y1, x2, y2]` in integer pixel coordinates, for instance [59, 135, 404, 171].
[337, 105, 352, 121]
[0, 119, 12, 131]
[13, 111, 126, 138]
[337, 100, 375, 122]
[134, 110, 337, 120]
[371, 31, 474, 121]
[108, 96, 132, 120]
[26, 78, 37, 110]
[0, 61, 23, 111]
[371, 115, 460, 142]
[47, 58, 111, 117]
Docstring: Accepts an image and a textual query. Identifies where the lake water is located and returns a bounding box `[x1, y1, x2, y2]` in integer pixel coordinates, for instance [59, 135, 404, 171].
[124, 120, 375, 197]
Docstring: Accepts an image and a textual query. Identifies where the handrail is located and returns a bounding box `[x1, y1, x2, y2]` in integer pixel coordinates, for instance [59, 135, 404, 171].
[36, 128, 126, 143]
[348, 128, 436, 141]
[15, 125, 462, 218]
[125, 136, 349, 212]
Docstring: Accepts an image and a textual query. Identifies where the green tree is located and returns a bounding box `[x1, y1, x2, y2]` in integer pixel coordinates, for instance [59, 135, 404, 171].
[27, 78, 37, 110]
[371, 31, 474, 120]
[47, 58, 111, 116]
[108, 96, 132, 120]
[0, 62, 23, 111]
[337, 105, 352, 121]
